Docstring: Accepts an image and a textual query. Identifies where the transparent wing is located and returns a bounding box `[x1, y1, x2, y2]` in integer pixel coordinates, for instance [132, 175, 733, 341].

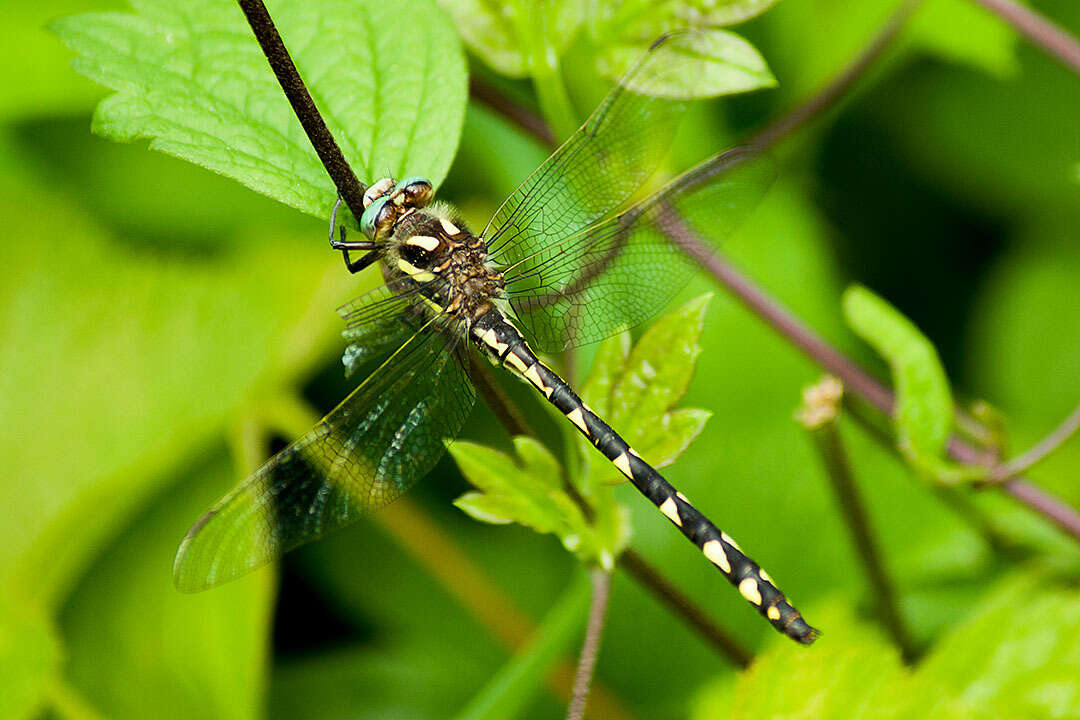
[173, 306, 475, 592]
[503, 147, 774, 351]
[482, 33, 698, 265]
[338, 282, 432, 377]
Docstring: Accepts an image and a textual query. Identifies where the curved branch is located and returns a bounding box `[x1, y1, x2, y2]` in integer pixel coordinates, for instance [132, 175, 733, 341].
[988, 403, 1080, 483]
[565, 568, 612, 720]
[970, 0, 1080, 75]
[466, 0, 1080, 543]
[619, 550, 752, 667]
[751, 0, 922, 149]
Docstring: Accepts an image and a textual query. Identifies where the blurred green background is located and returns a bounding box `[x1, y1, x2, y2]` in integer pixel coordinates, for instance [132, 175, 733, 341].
[3, 0, 1080, 718]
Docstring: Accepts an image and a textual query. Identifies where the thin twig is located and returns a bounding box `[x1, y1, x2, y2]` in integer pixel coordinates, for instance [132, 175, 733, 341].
[236, 0, 368, 219]
[987, 403, 1080, 483]
[619, 550, 752, 667]
[654, 1, 1080, 543]
[691, 244, 898, 412]
[694, 242, 1080, 540]
[843, 396, 1021, 556]
[471, 77, 557, 147]
[380, 502, 633, 719]
[566, 568, 613, 720]
[999, 478, 1080, 535]
[798, 378, 917, 662]
[750, 0, 923, 149]
[969, 0, 1080, 75]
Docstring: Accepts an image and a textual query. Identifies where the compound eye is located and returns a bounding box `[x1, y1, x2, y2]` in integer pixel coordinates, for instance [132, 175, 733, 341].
[360, 196, 396, 240]
[363, 178, 394, 208]
[393, 177, 434, 209]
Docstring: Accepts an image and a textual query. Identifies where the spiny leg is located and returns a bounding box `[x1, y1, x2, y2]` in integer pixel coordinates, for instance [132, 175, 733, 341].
[474, 312, 819, 644]
[328, 193, 379, 274]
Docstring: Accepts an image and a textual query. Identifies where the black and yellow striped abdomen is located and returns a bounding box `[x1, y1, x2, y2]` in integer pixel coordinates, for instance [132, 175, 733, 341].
[471, 305, 819, 644]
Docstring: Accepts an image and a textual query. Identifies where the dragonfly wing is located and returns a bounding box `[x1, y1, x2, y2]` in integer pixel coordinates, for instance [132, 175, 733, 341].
[483, 33, 699, 265]
[173, 312, 475, 592]
[504, 147, 775, 351]
[338, 282, 431, 377]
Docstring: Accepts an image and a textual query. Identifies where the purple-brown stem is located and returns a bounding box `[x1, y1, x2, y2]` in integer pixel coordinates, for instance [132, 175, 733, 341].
[970, 0, 1080, 75]
[565, 568, 612, 720]
[471, 0, 1080, 543]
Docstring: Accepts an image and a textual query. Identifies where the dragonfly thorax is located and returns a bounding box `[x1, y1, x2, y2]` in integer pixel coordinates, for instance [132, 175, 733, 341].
[382, 206, 504, 321]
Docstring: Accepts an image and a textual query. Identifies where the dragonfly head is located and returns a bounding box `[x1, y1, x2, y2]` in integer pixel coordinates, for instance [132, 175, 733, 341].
[361, 176, 436, 241]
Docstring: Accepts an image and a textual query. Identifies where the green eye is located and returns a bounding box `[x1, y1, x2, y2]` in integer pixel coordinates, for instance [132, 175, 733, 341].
[360, 196, 393, 239]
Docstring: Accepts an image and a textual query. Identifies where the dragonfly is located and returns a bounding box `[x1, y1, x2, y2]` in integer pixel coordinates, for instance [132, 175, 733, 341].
[174, 33, 819, 644]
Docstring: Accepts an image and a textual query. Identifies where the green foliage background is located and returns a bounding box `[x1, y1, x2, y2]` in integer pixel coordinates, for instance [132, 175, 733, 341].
[2, 0, 1079, 718]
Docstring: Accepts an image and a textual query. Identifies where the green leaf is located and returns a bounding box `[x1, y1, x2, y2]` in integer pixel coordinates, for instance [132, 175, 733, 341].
[454, 570, 591, 720]
[53, 0, 467, 219]
[761, 0, 1016, 107]
[918, 571, 1080, 719]
[451, 437, 606, 564]
[0, 593, 62, 720]
[970, 232, 1080, 504]
[598, 0, 783, 39]
[906, 0, 1018, 79]
[0, 180, 358, 610]
[673, 0, 781, 25]
[582, 294, 713, 479]
[841, 285, 979, 483]
[712, 622, 913, 719]
[437, 0, 583, 77]
[0, 0, 126, 123]
[598, 28, 776, 99]
[15, 117, 317, 255]
[691, 602, 988, 720]
[60, 450, 274, 720]
[699, 572, 1080, 718]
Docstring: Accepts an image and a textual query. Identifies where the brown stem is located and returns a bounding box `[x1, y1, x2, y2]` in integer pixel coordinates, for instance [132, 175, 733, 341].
[799, 378, 917, 661]
[750, 0, 923, 149]
[566, 567, 612, 720]
[236, 0, 367, 219]
[698, 244, 1080, 541]
[471, 76, 557, 147]
[842, 396, 1020, 555]
[693, 246, 898, 413]
[987, 403, 1080, 483]
[618, 550, 752, 667]
[969, 0, 1080, 75]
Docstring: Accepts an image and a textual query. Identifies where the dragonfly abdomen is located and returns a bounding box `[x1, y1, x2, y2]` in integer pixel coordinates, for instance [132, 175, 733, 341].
[470, 306, 819, 644]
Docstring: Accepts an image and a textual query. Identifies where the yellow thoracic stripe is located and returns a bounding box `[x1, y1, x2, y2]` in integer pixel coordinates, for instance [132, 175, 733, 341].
[397, 258, 436, 283]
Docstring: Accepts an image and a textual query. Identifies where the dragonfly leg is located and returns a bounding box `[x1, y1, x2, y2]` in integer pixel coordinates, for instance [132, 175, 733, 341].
[327, 194, 379, 273]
